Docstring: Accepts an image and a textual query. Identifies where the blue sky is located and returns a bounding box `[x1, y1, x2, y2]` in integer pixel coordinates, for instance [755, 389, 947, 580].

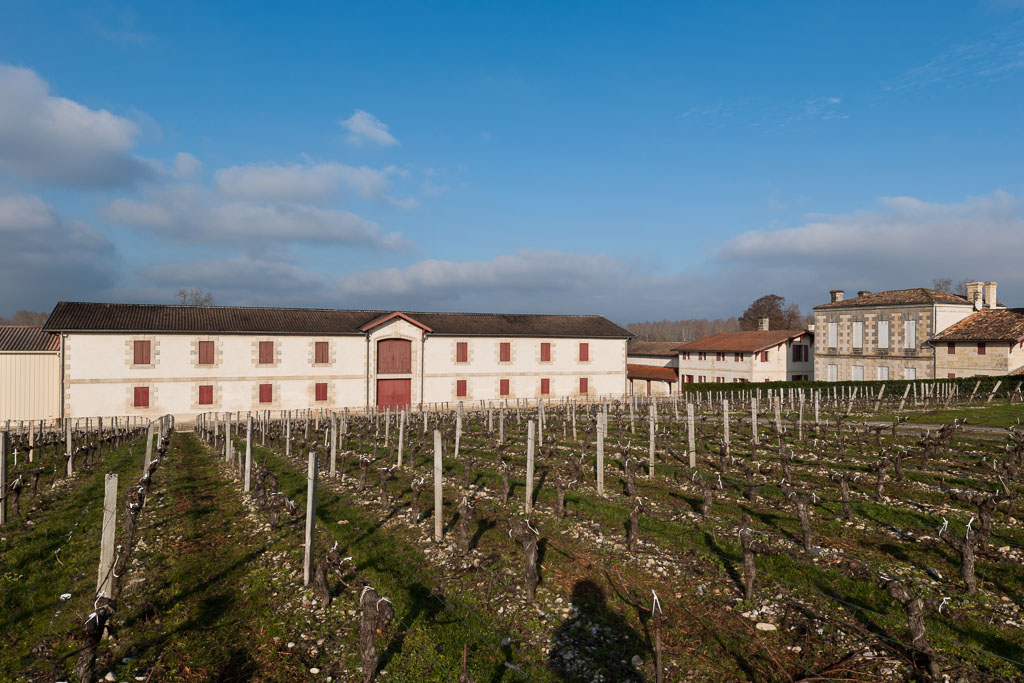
[1, 1, 1023, 323]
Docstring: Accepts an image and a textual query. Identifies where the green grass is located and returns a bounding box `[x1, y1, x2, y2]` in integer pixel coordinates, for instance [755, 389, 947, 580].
[0, 434, 149, 680]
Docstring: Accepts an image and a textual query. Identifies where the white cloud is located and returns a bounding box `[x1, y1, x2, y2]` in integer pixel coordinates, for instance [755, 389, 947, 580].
[174, 152, 202, 179]
[0, 193, 115, 312]
[340, 109, 399, 147]
[716, 190, 1024, 307]
[103, 183, 409, 250]
[213, 161, 404, 204]
[0, 64, 153, 187]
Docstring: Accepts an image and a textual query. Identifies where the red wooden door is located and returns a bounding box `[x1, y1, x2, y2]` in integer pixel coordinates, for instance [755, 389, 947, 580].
[377, 379, 411, 408]
[378, 338, 412, 373]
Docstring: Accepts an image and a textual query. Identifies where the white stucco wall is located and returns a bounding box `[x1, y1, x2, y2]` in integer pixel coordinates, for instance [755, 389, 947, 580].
[677, 338, 813, 383]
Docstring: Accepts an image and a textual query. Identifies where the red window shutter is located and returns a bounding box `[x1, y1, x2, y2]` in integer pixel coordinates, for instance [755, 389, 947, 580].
[540, 342, 551, 362]
[947, 342, 955, 355]
[315, 382, 328, 401]
[133, 386, 149, 407]
[761, 351, 769, 362]
[456, 342, 468, 363]
[687, 375, 693, 383]
[134, 340, 150, 365]
[315, 342, 329, 364]
[198, 385, 213, 405]
[198, 340, 214, 365]
[541, 378, 550, 395]
[977, 342, 986, 355]
[646, 380, 651, 395]
[456, 379, 467, 397]
[579, 377, 588, 394]
[579, 343, 589, 362]
[259, 341, 274, 364]
[500, 342, 511, 362]
[947, 373, 956, 379]
[259, 383, 273, 403]
[500, 379, 510, 396]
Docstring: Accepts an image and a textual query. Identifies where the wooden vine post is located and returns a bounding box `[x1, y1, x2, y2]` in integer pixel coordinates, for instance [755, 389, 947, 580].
[525, 419, 536, 514]
[596, 412, 605, 495]
[244, 413, 253, 493]
[0, 431, 7, 525]
[686, 402, 696, 468]
[433, 429, 443, 541]
[303, 451, 318, 586]
[96, 472, 118, 597]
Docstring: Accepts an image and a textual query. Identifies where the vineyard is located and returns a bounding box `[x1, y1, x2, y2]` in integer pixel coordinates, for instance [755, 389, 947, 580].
[2, 382, 1023, 682]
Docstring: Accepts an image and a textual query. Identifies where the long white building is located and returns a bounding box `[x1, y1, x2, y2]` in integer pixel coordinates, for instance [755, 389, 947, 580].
[43, 302, 631, 420]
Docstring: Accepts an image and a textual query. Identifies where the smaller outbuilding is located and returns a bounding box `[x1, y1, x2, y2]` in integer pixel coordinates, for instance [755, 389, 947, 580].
[674, 318, 813, 383]
[626, 340, 680, 395]
[930, 308, 1024, 378]
[0, 326, 60, 422]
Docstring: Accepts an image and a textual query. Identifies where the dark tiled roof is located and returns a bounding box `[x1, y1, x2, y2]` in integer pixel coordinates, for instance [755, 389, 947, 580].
[43, 302, 633, 339]
[0, 326, 59, 352]
[674, 330, 810, 353]
[627, 364, 678, 381]
[627, 341, 685, 357]
[814, 288, 969, 310]
[931, 309, 1024, 343]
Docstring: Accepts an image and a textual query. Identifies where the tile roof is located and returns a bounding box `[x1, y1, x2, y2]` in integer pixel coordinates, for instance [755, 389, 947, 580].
[627, 364, 679, 382]
[931, 308, 1024, 343]
[43, 302, 633, 339]
[674, 330, 810, 353]
[813, 288, 969, 310]
[627, 341, 685, 357]
[0, 326, 59, 352]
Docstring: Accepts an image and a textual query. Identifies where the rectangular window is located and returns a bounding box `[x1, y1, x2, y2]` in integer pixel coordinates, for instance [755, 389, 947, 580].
[828, 322, 838, 348]
[198, 384, 213, 405]
[259, 341, 274, 364]
[499, 379, 510, 396]
[852, 365, 864, 381]
[579, 377, 588, 394]
[499, 342, 511, 363]
[315, 341, 329, 364]
[828, 364, 838, 382]
[878, 321, 889, 349]
[456, 341, 468, 363]
[540, 342, 551, 362]
[579, 342, 589, 362]
[540, 378, 550, 395]
[315, 382, 328, 401]
[456, 379, 467, 397]
[792, 345, 800, 362]
[682, 352, 690, 360]
[698, 376, 706, 383]
[877, 366, 889, 381]
[133, 386, 149, 407]
[716, 352, 725, 361]
[735, 352, 742, 361]
[947, 342, 956, 355]
[134, 340, 150, 365]
[259, 383, 273, 403]
[904, 367, 917, 380]
[947, 373, 956, 379]
[198, 340, 214, 365]
[977, 342, 986, 355]
[852, 321, 863, 349]
[904, 320, 917, 349]
[698, 352, 707, 361]
[686, 375, 694, 383]
[760, 351, 769, 362]
[715, 377, 724, 383]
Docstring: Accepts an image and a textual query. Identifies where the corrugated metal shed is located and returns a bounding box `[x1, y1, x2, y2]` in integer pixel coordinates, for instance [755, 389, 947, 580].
[0, 326, 59, 352]
[44, 302, 634, 338]
[0, 326, 60, 421]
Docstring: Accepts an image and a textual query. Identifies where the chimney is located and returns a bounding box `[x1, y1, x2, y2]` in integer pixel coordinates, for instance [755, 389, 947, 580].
[857, 290, 871, 298]
[830, 289, 844, 303]
[965, 281, 983, 307]
[983, 281, 998, 308]
[758, 316, 770, 331]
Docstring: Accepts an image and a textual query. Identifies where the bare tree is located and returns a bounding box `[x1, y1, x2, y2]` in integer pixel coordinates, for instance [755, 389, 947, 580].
[738, 294, 804, 331]
[931, 278, 953, 293]
[175, 288, 215, 306]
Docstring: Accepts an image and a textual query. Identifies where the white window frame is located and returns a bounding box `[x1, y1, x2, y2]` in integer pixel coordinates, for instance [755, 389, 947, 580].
[828, 322, 838, 348]
[904, 367, 917, 380]
[852, 365, 864, 381]
[877, 320, 889, 349]
[904, 320, 917, 349]
[877, 366, 889, 381]
[828, 364, 838, 382]
[852, 321, 863, 349]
